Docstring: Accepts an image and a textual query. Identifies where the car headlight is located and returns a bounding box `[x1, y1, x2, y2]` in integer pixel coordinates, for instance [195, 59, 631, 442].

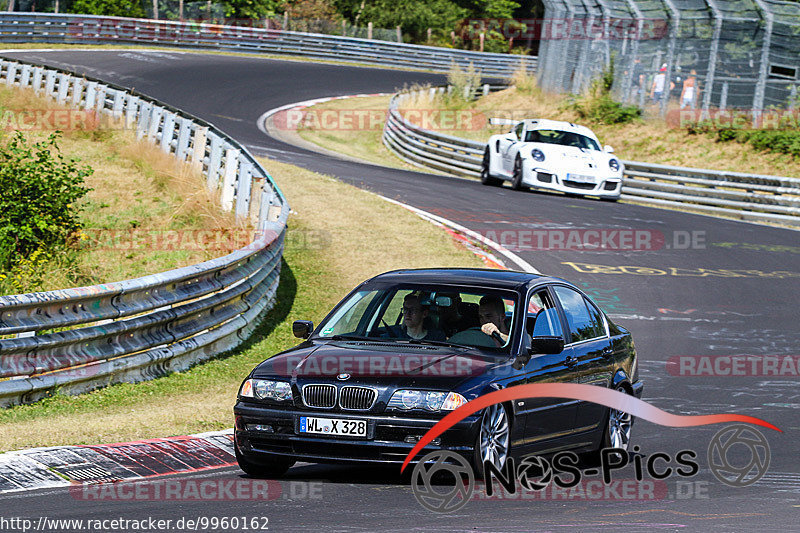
[609, 158, 620, 172]
[531, 149, 545, 162]
[239, 379, 292, 402]
[387, 390, 467, 412]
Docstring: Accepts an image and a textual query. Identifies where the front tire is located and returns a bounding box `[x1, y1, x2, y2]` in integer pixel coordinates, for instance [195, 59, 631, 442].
[472, 403, 511, 478]
[604, 386, 633, 450]
[480, 148, 503, 187]
[235, 436, 295, 478]
[511, 156, 526, 190]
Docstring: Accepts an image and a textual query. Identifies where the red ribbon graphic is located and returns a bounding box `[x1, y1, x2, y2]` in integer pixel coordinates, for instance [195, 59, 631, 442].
[400, 383, 781, 472]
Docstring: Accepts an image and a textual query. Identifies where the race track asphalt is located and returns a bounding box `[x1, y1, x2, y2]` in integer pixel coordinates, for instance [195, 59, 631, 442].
[2, 49, 799, 532]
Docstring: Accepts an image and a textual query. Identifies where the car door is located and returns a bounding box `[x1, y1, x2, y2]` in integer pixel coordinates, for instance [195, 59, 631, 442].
[552, 285, 615, 431]
[516, 288, 580, 446]
[499, 123, 524, 175]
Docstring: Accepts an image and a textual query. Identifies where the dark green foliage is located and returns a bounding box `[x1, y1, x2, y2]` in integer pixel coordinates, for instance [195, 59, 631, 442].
[0, 132, 92, 272]
[68, 0, 147, 18]
[565, 58, 642, 125]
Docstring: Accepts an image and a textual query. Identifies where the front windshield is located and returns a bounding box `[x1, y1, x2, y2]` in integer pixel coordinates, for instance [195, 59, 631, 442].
[316, 285, 518, 351]
[525, 129, 600, 151]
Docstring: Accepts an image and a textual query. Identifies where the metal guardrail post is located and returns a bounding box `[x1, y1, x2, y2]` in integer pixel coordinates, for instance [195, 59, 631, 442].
[6, 62, 17, 86]
[56, 72, 69, 102]
[207, 133, 223, 189]
[176, 117, 192, 160]
[192, 126, 208, 173]
[71, 77, 83, 106]
[160, 111, 177, 152]
[84, 81, 96, 108]
[236, 160, 253, 221]
[221, 148, 239, 211]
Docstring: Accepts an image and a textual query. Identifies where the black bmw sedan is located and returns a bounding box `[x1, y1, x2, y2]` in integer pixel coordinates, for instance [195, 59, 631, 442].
[234, 268, 643, 477]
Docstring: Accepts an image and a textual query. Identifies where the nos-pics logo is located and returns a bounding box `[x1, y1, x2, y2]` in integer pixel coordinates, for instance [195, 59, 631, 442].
[411, 424, 770, 513]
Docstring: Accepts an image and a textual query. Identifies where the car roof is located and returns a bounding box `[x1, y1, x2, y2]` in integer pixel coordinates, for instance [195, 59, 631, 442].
[365, 268, 557, 290]
[521, 119, 598, 140]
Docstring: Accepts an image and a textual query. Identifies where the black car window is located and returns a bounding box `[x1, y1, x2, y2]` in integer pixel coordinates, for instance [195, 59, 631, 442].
[526, 290, 562, 338]
[524, 129, 600, 151]
[316, 285, 518, 352]
[553, 286, 605, 343]
[583, 297, 606, 338]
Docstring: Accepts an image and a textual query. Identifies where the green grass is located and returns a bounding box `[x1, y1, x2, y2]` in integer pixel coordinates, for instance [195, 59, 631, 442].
[0, 157, 484, 451]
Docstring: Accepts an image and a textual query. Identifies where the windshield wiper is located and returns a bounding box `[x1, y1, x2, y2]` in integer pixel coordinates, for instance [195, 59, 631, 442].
[399, 338, 475, 350]
[328, 334, 376, 342]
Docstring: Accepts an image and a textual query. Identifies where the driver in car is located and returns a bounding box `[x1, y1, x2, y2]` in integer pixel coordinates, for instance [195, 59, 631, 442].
[479, 295, 510, 347]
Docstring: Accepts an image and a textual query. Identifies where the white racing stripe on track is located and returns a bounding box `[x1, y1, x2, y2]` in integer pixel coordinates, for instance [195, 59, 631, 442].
[378, 196, 541, 274]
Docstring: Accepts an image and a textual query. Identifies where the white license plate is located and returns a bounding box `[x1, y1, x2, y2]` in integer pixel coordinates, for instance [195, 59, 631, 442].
[299, 416, 367, 437]
[567, 173, 596, 184]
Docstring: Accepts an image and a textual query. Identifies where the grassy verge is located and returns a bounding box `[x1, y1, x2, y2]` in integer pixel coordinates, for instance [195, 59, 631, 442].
[0, 84, 240, 295]
[296, 80, 800, 179]
[0, 158, 484, 452]
[294, 94, 415, 172]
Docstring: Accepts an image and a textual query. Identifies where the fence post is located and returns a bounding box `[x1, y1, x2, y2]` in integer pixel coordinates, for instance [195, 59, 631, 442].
[83, 81, 97, 109]
[112, 90, 125, 118]
[19, 64, 31, 87]
[56, 73, 69, 102]
[702, 0, 723, 112]
[720, 82, 728, 110]
[207, 133, 223, 189]
[483, 83, 489, 97]
[660, 0, 680, 117]
[125, 94, 139, 128]
[220, 148, 239, 211]
[44, 70, 56, 97]
[368, 22, 373, 39]
[160, 112, 177, 153]
[176, 117, 192, 160]
[137, 101, 151, 139]
[235, 160, 253, 221]
[31, 66, 43, 93]
[147, 105, 162, 140]
[191, 126, 208, 173]
[71, 78, 84, 107]
[5, 62, 17, 86]
[751, 0, 774, 123]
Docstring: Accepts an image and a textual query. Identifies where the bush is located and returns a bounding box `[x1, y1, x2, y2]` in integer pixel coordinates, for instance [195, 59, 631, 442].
[564, 58, 642, 125]
[0, 132, 93, 273]
[443, 61, 482, 107]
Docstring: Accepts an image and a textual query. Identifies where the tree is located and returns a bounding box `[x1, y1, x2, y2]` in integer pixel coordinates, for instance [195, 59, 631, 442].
[68, 0, 146, 18]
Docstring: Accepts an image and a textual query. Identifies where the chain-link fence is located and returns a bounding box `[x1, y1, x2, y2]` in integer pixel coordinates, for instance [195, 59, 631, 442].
[537, 0, 800, 115]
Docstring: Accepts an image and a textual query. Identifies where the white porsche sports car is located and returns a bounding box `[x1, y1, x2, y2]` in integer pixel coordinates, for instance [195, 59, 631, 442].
[481, 119, 623, 200]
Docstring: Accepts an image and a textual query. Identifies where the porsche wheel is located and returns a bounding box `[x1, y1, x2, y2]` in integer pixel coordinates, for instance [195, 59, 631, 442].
[511, 156, 526, 190]
[481, 148, 503, 186]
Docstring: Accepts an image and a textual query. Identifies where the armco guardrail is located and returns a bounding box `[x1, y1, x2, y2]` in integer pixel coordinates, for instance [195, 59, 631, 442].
[383, 89, 800, 227]
[0, 13, 535, 79]
[0, 57, 289, 407]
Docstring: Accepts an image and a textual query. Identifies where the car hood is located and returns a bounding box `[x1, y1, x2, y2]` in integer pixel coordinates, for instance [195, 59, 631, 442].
[526, 144, 615, 174]
[253, 340, 506, 390]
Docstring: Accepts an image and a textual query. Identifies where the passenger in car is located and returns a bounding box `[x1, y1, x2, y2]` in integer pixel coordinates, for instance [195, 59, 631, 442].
[438, 293, 478, 337]
[479, 295, 510, 347]
[396, 293, 446, 341]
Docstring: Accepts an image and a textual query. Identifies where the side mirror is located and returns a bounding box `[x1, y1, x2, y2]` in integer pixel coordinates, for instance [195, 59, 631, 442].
[529, 336, 564, 354]
[293, 320, 314, 339]
[604, 145, 615, 153]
